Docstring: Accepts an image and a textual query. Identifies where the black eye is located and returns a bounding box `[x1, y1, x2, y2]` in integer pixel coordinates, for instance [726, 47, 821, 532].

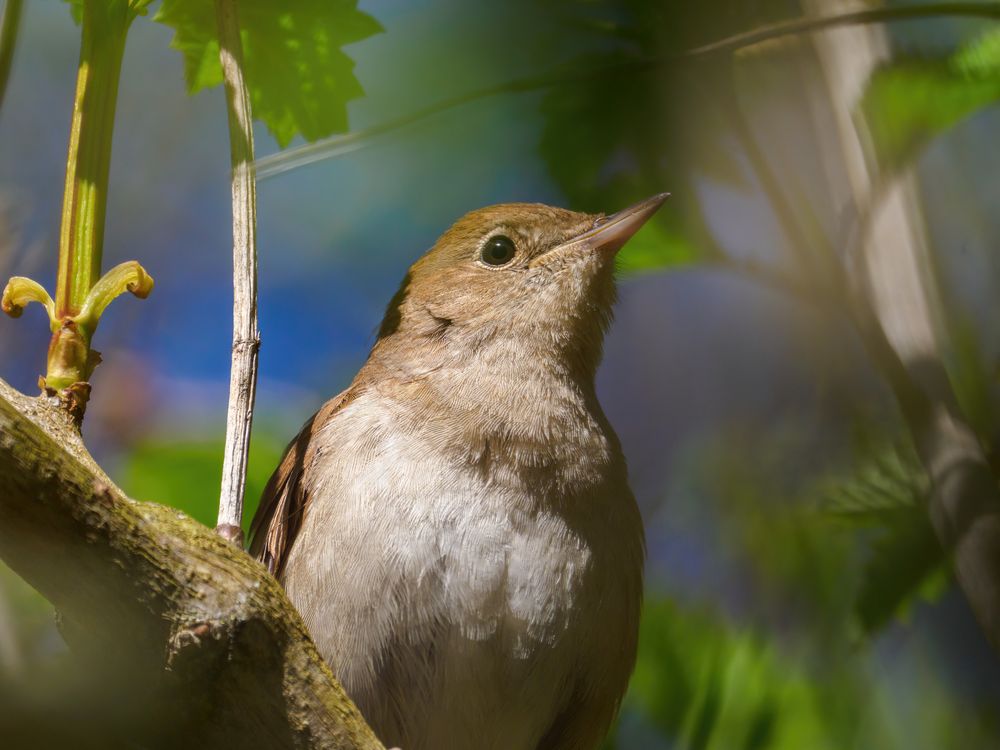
[481, 235, 516, 266]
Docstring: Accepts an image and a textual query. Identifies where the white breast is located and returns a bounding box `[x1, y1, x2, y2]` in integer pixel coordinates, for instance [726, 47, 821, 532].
[283, 390, 642, 750]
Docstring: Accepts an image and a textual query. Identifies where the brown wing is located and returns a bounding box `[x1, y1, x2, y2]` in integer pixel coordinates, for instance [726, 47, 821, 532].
[248, 388, 355, 577]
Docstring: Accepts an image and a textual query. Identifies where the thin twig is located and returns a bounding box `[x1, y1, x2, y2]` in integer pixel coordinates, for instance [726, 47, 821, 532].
[0, 0, 23, 118]
[256, 1, 1000, 179]
[215, 0, 260, 547]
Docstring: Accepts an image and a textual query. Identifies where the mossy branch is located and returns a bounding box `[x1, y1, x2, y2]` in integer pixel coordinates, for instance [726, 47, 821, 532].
[0, 378, 385, 750]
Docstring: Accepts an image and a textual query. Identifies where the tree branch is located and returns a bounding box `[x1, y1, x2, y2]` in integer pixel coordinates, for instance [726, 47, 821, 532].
[0, 379, 384, 749]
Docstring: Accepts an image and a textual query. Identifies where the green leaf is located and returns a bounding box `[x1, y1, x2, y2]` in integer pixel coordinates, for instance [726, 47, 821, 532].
[154, 0, 383, 147]
[627, 600, 850, 750]
[538, 54, 654, 210]
[953, 26, 1000, 77]
[817, 440, 928, 524]
[855, 511, 947, 635]
[943, 310, 997, 444]
[62, 0, 83, 24]
[537, 0, 778, 276]
[860, 27, 1000, 170]
[616, 217, 702, 274]
[538, 55, 705, 273]
[812, 438, 948, 634]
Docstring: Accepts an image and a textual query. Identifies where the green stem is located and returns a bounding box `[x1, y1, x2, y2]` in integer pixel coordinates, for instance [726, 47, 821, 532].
[0, 0, 23, 117]
[49, 0, 132, 391]
[56, 0, 131, 316]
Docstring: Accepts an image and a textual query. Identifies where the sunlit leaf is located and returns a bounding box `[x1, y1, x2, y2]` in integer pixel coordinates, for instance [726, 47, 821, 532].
[154, 0, 383, 147]
[617, 214, 702, 274]
[953, 27, 1000, 77]
[625, 600, 855, 750]
[860, 28, 1000, 170]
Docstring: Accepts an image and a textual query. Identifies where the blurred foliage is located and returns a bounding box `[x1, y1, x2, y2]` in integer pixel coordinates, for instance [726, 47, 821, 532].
[607, 592, 998, 750]
[924, 235, 999, 448]
[62, 0, 156, 24]
[598, 423, 996, 749]
[4, 1, 1000, 748]
[818, 437, 927, 521]
[943, 312, 998, 446]
[816, 437, 947, 635]
[861, 27, 1000, 170]
[154, 0, 382, 147]
[621, 600, 872, 750]
[627, 601, 844, 750]
[872, 19, 1000, 467]
[0, 564, 56, 670]
[117, 430, 285, 532]
[535, 1, 808, 273]
[675, 422, 954, 645]
[855, 511, 949, 634]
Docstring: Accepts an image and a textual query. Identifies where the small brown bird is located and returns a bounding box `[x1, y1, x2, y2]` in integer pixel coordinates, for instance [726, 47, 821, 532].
[250, 194, 666, 750]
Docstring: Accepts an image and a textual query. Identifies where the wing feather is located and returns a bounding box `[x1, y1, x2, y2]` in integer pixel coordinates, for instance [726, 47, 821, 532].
[248, 388, 355, 577]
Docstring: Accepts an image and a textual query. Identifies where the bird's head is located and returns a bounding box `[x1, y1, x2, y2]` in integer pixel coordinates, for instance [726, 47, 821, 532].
[376, 194, 667, 381]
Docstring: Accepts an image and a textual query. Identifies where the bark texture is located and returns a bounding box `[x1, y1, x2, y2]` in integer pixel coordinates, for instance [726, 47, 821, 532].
[215, 0, 260, 546]
[0, 378, 384, 750]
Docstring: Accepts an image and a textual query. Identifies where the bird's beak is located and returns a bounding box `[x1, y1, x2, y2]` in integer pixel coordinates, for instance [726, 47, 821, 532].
[556, 192, 670, 258]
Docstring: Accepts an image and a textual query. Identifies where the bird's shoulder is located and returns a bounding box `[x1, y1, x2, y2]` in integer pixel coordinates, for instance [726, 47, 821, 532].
[247, 385, 360, 576]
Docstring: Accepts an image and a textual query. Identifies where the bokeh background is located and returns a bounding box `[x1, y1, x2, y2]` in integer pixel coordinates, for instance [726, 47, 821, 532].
[1, 0, 999, 747]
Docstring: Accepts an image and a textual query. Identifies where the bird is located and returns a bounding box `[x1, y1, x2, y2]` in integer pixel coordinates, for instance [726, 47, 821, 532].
[249, 194, 667, 750]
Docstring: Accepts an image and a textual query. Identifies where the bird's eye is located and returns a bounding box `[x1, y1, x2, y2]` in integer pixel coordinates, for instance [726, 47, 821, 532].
[480, 235, 517, 266]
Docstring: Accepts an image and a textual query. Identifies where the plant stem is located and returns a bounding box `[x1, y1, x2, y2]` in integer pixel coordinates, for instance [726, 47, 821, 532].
[215, 0, 260, 546]
[48, 0, 131, 393]
[0, 0, 23, 118]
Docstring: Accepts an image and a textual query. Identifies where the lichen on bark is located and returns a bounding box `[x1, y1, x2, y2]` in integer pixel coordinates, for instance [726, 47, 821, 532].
[0, 378, 384, 750]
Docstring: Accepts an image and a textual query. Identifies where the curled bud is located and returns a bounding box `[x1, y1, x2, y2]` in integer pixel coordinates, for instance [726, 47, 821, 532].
[75, 261, 155, 335]
[1, 277, 57, 329]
